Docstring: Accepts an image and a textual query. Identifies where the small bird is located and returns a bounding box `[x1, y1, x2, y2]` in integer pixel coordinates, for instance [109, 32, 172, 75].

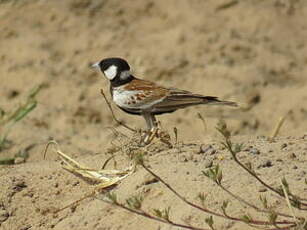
[92, 57, 237, 133]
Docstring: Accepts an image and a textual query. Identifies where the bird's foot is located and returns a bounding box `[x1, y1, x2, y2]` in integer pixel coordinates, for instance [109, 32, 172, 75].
[139, 127, 172, 147]
[140, 127, 158, 146]
[156, 129, 172, 148]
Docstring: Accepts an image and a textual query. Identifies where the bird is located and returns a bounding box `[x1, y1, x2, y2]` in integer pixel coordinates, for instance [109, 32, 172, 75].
[92, 57, 237, 134]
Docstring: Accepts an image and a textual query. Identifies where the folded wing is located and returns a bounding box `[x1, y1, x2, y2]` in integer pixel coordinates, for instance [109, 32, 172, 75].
[151, 87, 237, 113]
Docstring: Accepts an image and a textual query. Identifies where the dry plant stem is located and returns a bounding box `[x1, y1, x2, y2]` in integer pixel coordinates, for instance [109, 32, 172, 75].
[101, 199, 209, 230]
[55, 191, 95, 214]
[43, 140, 59, 159]
[269, 115, 287, 142]
[219, 127, 307, 208]
[101, 155, 115, 169]
[100, 89, 136, 132]
[197, 113, 207, 133]
[281, 179, 298, 225]
[229, 144, 307, 209]
[141, 164, 296, 227]
[218, 184, 294, 219]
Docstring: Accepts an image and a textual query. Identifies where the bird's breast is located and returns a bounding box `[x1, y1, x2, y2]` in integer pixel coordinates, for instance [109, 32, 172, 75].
[112, 87, 143, 109]
[112, 86, 163, 110]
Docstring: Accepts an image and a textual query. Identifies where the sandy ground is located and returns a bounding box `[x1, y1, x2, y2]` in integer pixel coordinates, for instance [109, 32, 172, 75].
[0, 0, 306, 229]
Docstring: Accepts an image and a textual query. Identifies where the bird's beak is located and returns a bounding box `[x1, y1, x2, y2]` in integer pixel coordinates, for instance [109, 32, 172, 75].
[91, 62, 100, 69]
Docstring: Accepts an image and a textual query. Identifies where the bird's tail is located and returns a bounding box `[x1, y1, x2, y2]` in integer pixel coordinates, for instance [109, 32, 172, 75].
[203, 96, 238, 107]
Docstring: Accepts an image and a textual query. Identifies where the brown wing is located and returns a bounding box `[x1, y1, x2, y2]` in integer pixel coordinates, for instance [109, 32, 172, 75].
[152, 87, 237, 113]
[121, 78, 169, 109]
[122, 78, 237, 114]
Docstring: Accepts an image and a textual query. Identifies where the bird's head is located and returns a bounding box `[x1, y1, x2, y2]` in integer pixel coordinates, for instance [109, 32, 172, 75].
[92, 57, 131, 82]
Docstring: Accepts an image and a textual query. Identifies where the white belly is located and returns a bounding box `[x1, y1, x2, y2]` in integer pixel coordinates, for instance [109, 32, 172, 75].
[112, 87, 142, 109]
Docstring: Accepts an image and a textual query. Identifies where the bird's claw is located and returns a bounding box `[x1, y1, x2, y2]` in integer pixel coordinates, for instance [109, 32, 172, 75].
[141, 127, 158, 145]
[139, 127, 172, 147]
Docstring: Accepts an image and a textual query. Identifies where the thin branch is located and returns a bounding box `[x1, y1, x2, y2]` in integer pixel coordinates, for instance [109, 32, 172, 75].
[54, 191, 95, 214]
[268, 114, 287, 142]
[229, 145, 307, 209]
[99, 199, 209, 230]
[218, 184, 294, 219]
[281, 179, 298, 225]
[140, 164, 296, 226]
[100, 89, 136, 132]
[217, 124, 307, 209]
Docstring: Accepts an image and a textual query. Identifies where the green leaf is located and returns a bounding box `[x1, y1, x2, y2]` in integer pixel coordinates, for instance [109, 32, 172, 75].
[198, 192, 208, 207]
[216, 166, 223, 185]
[234, 143, 243, 153]
[281, 177, 292, 195]
[290, 197, 301, 209]
[222, 200, 228, 209]
[221, 200, 229, 216]
[106, 192, 118, 204]
[164, 207, 171, 221]
[205, 216, 214, 229]
[27, 85, 42, 99]
[133, 152, 144, 165]
[0, 107, 5, 119]
[259, 195, 268, 209]
[0, 157, 15, 165]
[241, 214, 252, 223]
[126, 195, 143, 210]
[245, 162, 253, 172]
[12, 101, 37, 122]
[268, 211, 277, 224]
[153, 207, 171, 221]
[153, 209, 162, 218]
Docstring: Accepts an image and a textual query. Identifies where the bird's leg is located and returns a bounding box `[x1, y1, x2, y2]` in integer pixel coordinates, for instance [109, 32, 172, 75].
[143, 112, 153, 130]
[140, 114, 172, 147]
[149, 114, 158, 130]
[141, 113, 158, 145]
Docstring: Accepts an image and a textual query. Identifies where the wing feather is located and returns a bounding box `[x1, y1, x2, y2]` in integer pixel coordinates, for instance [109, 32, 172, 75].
[118, 78, 237, 114]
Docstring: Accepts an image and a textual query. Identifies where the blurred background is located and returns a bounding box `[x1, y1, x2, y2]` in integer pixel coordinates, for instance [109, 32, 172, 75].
[1, 0, 307, 161]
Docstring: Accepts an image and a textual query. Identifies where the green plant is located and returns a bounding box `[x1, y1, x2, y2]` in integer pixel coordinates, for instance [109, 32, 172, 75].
[0, 85, 41, 164]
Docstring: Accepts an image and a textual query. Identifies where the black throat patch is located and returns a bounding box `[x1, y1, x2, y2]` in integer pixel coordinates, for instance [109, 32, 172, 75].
[110, 74, 135, 87]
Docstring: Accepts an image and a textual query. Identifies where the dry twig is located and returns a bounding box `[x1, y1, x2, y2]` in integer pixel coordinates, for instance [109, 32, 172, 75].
[100, 89, 136, 132]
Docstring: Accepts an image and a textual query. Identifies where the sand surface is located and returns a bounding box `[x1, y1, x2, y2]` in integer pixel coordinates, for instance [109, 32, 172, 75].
[0, 0, 306, 229]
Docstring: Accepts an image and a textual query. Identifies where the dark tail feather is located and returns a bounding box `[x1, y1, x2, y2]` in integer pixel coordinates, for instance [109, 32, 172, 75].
[203, 96, 238, 107]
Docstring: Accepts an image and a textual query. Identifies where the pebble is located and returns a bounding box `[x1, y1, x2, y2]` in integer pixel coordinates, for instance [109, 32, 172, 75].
[13, 181, 27, 192]
[289, 153, 296, 159]
[20, 225, 32, 230]
[264, 160, 273, 167]
[281, 143, 287, 149]
[258, 160, 273, 168]
[249, 148, 260, 155]
[72, 181, 79, 186]
[258, 187, 267, 192]
[14, 157, 25, 164]
[244, 146, 253, 151]
[199, 145, 216, 155]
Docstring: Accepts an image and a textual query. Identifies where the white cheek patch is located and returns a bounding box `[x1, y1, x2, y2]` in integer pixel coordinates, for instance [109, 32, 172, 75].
[104, 65, 117, 80]
[120, 70, 131, 80]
